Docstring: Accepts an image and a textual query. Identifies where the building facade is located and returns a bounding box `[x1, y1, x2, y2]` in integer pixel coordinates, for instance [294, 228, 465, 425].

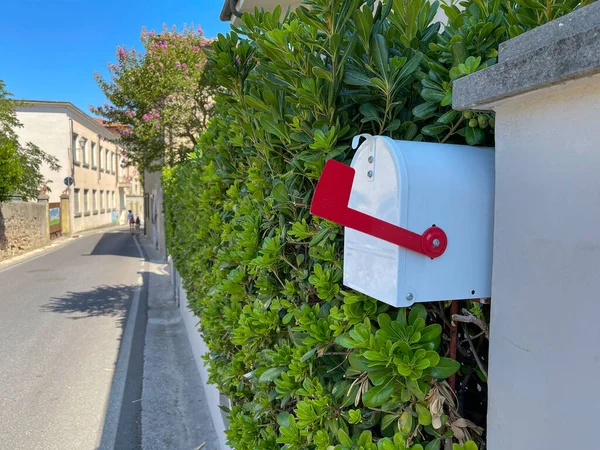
[14, 101, 124, 233]
[94, 119, 144, 224]
[120, 165, 144, 221]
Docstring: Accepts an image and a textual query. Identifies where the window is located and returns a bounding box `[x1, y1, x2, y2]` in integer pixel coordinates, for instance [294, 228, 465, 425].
[83, 189, 89, 213]
[81, 138, 88, 166]
[99, 147, 103, 171]
[112, 191, 115, 210]
[92, 190, 97, 212]
[100, 190, 104, 210]
[106, 191, 109, 209]
[72, 133, 79, 162]
[105, 149, 109, 172]
[74, 188, 80, 214]
[111, 152, 115, 173]
[91, 142, 96, 167]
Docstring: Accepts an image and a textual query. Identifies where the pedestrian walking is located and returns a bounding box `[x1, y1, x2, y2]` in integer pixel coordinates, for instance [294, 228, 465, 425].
[135, 216, 141, 235]
[128, 210, 135, 233]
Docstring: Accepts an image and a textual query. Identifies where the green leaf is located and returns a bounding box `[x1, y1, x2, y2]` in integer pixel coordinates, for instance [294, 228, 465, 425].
[425, 441, 440, 450]
[422, 124, 448, 138]
[360, 103, 381, 121]
[338, 429, 354, 447]
[277, 411, 291, 427]
[464, 441, 478, 450]
[465, 126, 485, 145]
[259, 367, 286, 383]
[396, 52, 423, 81]
[260, 115, 287, 140]
[398, 411, 413, 437]
[419, 324, 442, 342]
[452, 40, 468, 65]
[416, 403, 432, 426]
[300, 348, 317, 362]
[437, 109, 459, 124]
[429, 357, 460, 379]
[406, 378, 427, 401]
[244, 95, 269, 112]
[358, 430, 372, 446]
[409, 304, 427, 325]
[362, 381, 395, 407]
[441, 91, 453, 107]
[371, 34, 389, 74]
[354, 7, 373, 44]
[421, 88, 446, 103]
[386, 119, 402, 131]
[272, 182, 289, 202]
[348, 351, 371, 371]
[381, 413, 398, 430]
[344, 70, 374, 86]
[412, 102, 438, 119]
[312, 66, 333, 82]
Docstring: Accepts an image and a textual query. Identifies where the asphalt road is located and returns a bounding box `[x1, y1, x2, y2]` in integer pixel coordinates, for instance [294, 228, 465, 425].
[0, 229, 144, 450]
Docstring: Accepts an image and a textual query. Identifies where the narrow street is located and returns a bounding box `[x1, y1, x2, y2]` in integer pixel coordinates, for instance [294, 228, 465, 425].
[0, 229, 145, 449]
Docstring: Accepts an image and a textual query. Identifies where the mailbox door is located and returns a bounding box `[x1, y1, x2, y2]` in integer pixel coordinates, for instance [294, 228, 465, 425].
[343, 136, 410, 307]
[395, 139, 494, 302]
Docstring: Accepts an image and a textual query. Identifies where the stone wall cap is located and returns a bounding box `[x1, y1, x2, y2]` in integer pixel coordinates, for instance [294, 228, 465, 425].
[453, 3, 600, 111]
[500, 2, 600, 62]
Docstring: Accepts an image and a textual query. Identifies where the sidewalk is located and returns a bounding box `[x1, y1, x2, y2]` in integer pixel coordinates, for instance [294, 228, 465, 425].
[137, 234, 219, 450]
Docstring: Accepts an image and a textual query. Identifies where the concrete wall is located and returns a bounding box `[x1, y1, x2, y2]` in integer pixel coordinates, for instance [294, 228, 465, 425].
[453, 4, 600, 448]
[173, 265, 230, 450]
[0, 202, 49, 261]
[144, 169, 166, 259]
[486, 72, 600, 449]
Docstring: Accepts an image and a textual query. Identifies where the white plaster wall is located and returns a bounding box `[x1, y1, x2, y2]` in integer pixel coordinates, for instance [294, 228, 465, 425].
[14, 108, 70, 202]
[235, 0, 301, 16]
[144, 170, 167, 259]
[488, 72, 600, 449]
[174, 269, 230, 450]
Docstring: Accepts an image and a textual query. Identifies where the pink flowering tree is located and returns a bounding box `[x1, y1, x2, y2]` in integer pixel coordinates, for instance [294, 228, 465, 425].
[92, 24, 217, 172]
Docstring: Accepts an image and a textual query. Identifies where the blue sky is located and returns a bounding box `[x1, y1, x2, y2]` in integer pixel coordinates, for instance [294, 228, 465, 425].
[0, 0, 232, 116]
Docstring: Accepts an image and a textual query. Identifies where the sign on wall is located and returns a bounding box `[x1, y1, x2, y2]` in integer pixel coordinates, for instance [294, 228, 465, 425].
[48, 203, 61, 239]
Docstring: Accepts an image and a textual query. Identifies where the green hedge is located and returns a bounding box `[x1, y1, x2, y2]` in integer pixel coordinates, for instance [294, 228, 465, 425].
[164, 1, 587, 448]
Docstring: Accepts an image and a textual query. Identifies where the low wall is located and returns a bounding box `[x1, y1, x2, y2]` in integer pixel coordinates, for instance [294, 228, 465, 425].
[453, 4, 600, 448]
[171, 262, 230, 450]
[0, 201, 49, 261]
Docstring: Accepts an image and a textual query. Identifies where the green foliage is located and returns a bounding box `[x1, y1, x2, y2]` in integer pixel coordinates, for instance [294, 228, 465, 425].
[164, 0, 587, 448]
[93, 24, 218, 172]
[0, 80, 60, 201]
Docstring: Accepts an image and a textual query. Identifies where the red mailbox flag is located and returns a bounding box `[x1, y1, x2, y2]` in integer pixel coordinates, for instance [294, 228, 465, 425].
[310, 159, 447, 259]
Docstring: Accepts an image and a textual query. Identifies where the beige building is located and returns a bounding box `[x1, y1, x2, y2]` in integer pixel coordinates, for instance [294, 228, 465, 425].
[14, 101, 130, 233]
[93, 119, 144, 224]
[120, 165, 143, 220]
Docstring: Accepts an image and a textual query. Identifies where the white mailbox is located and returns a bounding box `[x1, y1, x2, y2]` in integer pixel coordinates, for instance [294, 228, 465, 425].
[311, 134, 494, 307]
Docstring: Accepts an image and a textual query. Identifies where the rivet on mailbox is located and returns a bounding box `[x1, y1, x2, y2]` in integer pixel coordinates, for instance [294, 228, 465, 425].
[310, 134, 494, 307]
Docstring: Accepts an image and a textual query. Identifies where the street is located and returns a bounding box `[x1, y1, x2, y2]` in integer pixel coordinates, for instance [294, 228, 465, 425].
[0, 229, 145, 449]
